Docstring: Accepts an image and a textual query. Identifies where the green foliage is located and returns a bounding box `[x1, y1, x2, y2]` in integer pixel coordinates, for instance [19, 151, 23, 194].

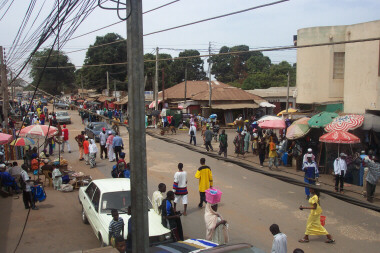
[144, 53, 174, 91]
[81, 33, 127, 91]
[29, 49, 75, 95]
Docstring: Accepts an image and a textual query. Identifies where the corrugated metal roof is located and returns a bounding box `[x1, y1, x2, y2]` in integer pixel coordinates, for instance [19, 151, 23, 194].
[247, 87, 296, 98]
[212, 103, 259, 109]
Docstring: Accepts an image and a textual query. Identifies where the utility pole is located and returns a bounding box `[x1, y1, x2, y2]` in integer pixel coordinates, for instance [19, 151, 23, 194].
[113, 80, 116, 98]
[162, 68, 165, 106]
[154, 47, 159, 111]
[286, 71, 290, 113]
[0, 46, 9, 126]
[81, 75, 84, 98]
[126, 1, 149, 252]
[184, 63, 187, 104]
[106, 71, 110, 96]
[208, 42, 212, 111]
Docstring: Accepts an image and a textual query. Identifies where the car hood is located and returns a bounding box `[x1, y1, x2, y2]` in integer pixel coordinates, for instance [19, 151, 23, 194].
[99, 209, 170, 237]
[57, 116, 70, 119]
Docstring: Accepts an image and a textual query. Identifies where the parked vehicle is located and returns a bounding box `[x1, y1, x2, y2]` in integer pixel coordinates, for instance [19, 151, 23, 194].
[85, 122, 116, 142]
[40, 98, 48, 106]
[78, 178, 172, 246]
[54, 102, 69, 110]
[55, 111, 71, 124]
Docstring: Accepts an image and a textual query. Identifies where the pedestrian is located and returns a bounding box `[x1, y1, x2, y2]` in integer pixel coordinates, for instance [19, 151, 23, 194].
[364, 156, 380, 203]
[152, 183, 166, 214]
[189, 123, 197, 146]
[293, 249, 304, 253]
[258, 138, 266, 168]
[99, 128, 108, 160]
[89, 139, 98, 168]
[251, 132, 258, 155]
[269, 224, 287, 253]
[303, 148, 315, 163]
[39, 113, 45, 125]
[333, 153, 347, 193]
[204, 126, 214, 152]
[298, 188, 335, 244]
[302, 154, 319, 199]
[83, 136, 90, 165]
[359, 150, 366, 187]
[0, 164, 19, 194]
[52, 166, 62, 190]
[75, 131, 85, 161]
[195, 158, 213, 208]
[268, 138, 279, 170]
[112, 132, 124, 161]
[107, 131, 116, 162]
[173, 163, 188, 216]
[204, 203, 229, 244]
[20, 167, 38, 210]
[109, 209, 124, 247]
[218, 129, 228, 158]
[61, 125, 71, 153]
[160, 190, 184, 241]
[233, 131, 245, 157]
[114, 236, 126, 253]
[243, 130, 250, 153]
[126, 206, 132, 252]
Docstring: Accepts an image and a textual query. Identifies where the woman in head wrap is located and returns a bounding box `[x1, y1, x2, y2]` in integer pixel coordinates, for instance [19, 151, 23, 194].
[204, 203, 229, 244]
[89, 139, 98, 168]
[106, 131, 115, 162]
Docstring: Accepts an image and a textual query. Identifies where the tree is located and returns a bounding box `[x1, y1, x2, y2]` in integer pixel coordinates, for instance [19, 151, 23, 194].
[144, 53, 174, 91]
[170, 50, 206, 86]
[81, 33, 127, 91]
[29, 49, 76, 95]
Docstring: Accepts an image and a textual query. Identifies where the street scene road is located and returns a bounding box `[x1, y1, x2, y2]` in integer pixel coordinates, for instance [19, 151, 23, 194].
[1, 108, 380, 253]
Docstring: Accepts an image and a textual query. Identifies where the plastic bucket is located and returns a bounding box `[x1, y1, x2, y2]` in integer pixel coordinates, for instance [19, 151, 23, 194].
[320, 215, 326, 226]
[205, 187, 222, 204]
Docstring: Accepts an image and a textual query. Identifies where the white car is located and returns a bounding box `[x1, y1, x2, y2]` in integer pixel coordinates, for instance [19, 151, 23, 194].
[79, 178, 172, 246]
[56, 111, 71, 124]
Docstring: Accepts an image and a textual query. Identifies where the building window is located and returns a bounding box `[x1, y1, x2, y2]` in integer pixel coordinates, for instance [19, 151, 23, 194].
[333, 52, 345, 79]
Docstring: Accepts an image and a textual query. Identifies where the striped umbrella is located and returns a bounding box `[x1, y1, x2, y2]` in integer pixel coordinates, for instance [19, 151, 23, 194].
[10, 137, 36, 146]
[18, 125, 58, 138]
[286, 117, 311, 140]
[319, 130, 360, 144]
[324, 114, 364, 132]
[0, 133, 13, 145]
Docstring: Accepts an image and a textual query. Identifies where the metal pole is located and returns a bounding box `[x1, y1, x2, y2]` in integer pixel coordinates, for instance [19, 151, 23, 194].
[114, 80, 116, 98]
[127, 1, 149, 252]
[286, 71, 290, 113]
[162, 68, 165, 107]
[81, 75, 84, 98]
[0, 46, 9, 127]
[154, 47, 159, 111]
[106, 71, 110, 96]
[208, 42, 212, 110]
[184, 64, 187, 104]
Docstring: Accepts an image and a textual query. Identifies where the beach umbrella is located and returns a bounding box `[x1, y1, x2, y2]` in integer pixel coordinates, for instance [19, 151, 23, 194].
[0, 133, 13, 145]
[10, 137, 35, 146]
[149, 100, 161, 109]
[257, 115, 282, 123]
[277, 108, 298, 116]
[319, 130, 360, 144]
[286, 117, 311, 140]
[325, 114, 364, 132]
[259, 118, 286, 129]
[308, 112, 338, 128]
[18, 125, 58, 138]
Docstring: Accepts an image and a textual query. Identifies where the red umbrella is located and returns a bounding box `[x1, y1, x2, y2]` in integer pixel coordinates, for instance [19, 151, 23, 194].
[18, 125, 58, 138]
[324, 114, 364, 132]
[319, 130, 360, 144]
[0, 133, 13, 145]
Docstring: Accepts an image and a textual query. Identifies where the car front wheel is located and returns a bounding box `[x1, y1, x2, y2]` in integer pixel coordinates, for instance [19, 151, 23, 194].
[82, 206, 89, 224]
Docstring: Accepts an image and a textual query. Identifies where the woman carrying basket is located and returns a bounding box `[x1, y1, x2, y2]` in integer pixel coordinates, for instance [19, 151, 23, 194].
[298, 188, 335, 243]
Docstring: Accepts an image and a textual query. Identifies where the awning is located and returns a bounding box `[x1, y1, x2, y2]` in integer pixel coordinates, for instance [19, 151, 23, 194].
[362, 114, 380, 132]
[212, 103, 259, 110]
[114, 96, 128, 105]
[85, 98, 95, 102]
[97, 96, 115, 102]
[259, 101, 276, 108]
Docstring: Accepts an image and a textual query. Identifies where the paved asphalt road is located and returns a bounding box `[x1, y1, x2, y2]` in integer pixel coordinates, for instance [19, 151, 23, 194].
[1, 108, 380, 253]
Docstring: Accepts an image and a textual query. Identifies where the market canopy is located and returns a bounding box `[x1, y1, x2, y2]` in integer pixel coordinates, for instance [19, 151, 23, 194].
[286, 117, 311, 140]
[0, 133, 13, 145]
[362, 114, 380, 132]
[319, 130, 360, 144]
[308, 111, 338, 128]
[259, 118, 285, 129]
[259, 101, 276, 108]
[277, 108, 298, 116]
[257, 115, 282, 123]
[10, 137, 35, 146]
[324, 114, 364, 132]
[18, 125, 58, 138]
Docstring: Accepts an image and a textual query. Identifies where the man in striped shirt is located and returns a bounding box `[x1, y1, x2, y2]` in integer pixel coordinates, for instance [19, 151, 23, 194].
[173, 163, 188, 216]
[109, 209, 124, 246]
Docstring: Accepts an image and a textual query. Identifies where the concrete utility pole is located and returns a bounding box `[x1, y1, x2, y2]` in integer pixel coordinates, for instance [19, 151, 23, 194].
[162, 68, 165, 106]
[208, 42, 212, 110]
[106, 71, 110, 96]
[286, 71, 290, 113]
[113, 80, 116, 97]
[0, 46, 9, 126]
[184, 64, 187, 104]
[81, 75, 84, 98]
[126, 1, 149, 252]
[154, 47, 159, 111]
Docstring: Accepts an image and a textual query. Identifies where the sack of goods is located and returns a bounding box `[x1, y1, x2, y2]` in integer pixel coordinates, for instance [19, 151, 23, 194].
[205, 187, 222, 204]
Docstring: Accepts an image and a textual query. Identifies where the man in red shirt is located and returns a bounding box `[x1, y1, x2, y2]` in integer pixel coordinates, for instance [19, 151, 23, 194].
[39, 113, 45, 125]
[83, 136, 90, 165]
[61, 124, 71, 153]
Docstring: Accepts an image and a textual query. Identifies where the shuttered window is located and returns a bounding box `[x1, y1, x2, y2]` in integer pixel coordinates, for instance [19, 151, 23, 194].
[333, 52, 345, 79]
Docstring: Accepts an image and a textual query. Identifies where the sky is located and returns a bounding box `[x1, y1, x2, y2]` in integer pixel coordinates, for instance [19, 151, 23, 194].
[1, 0, 379, 82]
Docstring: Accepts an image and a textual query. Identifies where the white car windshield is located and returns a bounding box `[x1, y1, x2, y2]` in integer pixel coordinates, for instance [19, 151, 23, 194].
[101, 191, 153, 213]
[56, 112, 69, 116]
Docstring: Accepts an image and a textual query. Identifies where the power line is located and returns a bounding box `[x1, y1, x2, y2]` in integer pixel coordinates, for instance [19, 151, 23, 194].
[38, 36, 380, 69]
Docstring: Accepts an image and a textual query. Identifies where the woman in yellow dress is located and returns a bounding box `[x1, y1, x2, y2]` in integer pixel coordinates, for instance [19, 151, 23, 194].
[299, 188, 335, 243]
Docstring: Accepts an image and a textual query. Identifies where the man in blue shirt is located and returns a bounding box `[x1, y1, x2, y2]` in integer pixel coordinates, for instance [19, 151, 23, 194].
[112, 133, 124, 161]
[161, 191, 184, 241]
[302, 154, 319, 199]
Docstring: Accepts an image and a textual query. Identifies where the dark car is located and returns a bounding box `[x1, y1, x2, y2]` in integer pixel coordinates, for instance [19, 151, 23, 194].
[40, 98, 48, 106]
[54, 102, 69, 110]
[85, 122, 115, 142]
